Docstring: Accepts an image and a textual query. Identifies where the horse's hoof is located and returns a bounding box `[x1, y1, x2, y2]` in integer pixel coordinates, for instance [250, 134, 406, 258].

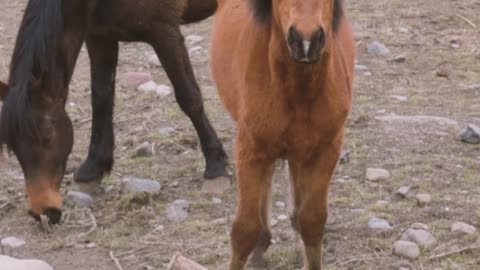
[72, 181, 101, 195]
[201, 176, 231, 194]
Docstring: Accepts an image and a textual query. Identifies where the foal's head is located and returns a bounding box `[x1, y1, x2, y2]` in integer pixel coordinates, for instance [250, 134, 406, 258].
[250, 0, 343, 63]
[0, 79, 73, 224]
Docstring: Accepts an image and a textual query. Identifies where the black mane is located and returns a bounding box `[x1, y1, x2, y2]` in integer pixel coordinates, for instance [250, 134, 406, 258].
[0, 0, 63, 149]
[249, 0, 344, 33]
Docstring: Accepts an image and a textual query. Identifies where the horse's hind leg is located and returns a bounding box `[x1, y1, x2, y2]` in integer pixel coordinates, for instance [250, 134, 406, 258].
[289, 140, 342, 270]
[150, 25, 229, 184]
[182, 0, 218, 24]
[74, 37, 119, 191]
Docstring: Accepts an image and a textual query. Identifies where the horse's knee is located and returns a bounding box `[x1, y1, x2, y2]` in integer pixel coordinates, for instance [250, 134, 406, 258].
[182, 0, 218, 24]
[231, 215, 263, 259]
[298, 206, 328, 246]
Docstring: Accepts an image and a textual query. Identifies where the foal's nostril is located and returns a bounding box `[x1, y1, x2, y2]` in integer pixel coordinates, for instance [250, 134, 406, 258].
[43, 208, 63, 224]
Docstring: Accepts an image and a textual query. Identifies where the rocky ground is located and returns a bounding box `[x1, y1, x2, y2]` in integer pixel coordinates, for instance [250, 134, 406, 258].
[1, 0, 480, 269]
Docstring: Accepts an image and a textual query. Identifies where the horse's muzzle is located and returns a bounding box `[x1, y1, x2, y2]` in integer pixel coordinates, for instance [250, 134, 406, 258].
[287, 26, 326, 64]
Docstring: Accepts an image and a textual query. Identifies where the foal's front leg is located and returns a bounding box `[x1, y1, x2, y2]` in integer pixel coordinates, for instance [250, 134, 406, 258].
[230, 136, 275, 270]
[74, 37, 119, 190]
[150, 25, 229, 189]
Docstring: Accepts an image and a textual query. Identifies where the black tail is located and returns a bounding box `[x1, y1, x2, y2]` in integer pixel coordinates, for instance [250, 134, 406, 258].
[0, 0, 63, 149]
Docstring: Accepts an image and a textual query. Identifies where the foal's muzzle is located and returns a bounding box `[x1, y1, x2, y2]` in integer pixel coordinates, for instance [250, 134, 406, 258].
[287, 26, 326, 64]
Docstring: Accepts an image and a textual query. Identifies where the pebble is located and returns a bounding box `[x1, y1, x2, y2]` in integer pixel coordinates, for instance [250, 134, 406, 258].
[1, 237, 26, 248]
[132, 141, 154, 158]
[391, 95, 408, 102]
[188, 46, 203, 56]
[451, 222, 477, 235]
[159, 127, 175, 135]
[165, 202, 189, 223]
[121, 178, 161, 194]
[468, 83, 480, 91]
[415, 194, 431, 207]
[393, 240, 420, 259]
[155, 225, 165, 231]
[393, 53, 407, 63]
[186, 34, 204, 44]
[118, 72, 152, 88]
[355, 64, 368, 72]
[396, 186, 411, 198]
[459, 124, 480, 144]
[368, 217, 393, 231]
[367, 41, 390, 56]
[436, 69, 450, 78]
[401, 229, 437, 249]
[366, 168, 391, 181]
[65, 191, 94, 208]
[0, 255, 54, 270]
[277, 215, 289, 221]
[212, 197, 222, 204]
[137, 81, 172, 97]
[339, 149, 351, 164]
[275, 201, 286, 208]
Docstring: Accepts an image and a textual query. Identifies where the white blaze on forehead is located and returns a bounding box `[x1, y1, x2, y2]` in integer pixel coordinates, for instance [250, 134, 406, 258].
[303, 40, 311, 56]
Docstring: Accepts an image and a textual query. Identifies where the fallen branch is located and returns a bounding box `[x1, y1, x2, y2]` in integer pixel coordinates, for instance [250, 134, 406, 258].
[167, 252, 208, 270]
[109, 251, 124, 270]
[429, 245, 480, 261]
[455, 14, 476, 29]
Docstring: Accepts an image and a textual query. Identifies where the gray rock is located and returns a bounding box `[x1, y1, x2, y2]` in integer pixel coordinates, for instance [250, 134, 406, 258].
[355, 64, 368, 72]
[459, 124, 480, 144]
[366, 168, 391, 181]
[186, 34, 204, 44]
[401, 229, 437, 249]
[367, 41, 390, 56]
[211, 197, 222, 204]
[132, 142, 154, 158]
[159, 127, 175, 135]
[451, 222, 477, 234]
[138, 81, 157, 92]
[394, 53, 407, 63]
[137, 81, 172, 97]
[393, 240, 420, 259]
[118, 72, 152, 88]
[0, 255, 54, 270]
[368, 217, 393, 231]
[275, 201, 286, 208]
[277, 214, 289, 221]
[1, 237, 26, 248]
[415, 193, 432, 207]
[122, 178, 161, 194]
[65, 191, 94, 208]
[396, 186, 411, 198]
[165, 200, 190, 223]
[468, 83, 480, 91]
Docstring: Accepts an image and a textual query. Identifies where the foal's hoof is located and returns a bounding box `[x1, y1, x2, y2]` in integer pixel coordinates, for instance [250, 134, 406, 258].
[72, 181, 101, 195]
[201, 176, 231, 194]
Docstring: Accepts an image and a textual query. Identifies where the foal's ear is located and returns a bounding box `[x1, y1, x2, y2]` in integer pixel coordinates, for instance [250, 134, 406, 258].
[0, 81, 8, 101]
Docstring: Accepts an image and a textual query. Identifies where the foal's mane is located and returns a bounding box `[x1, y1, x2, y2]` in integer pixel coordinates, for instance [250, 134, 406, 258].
[0, 0, 63, 149]
[249, 0, 344, 33]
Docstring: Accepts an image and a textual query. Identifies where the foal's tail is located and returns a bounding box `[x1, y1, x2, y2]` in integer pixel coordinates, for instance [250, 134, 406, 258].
[0, 0, 63, 149]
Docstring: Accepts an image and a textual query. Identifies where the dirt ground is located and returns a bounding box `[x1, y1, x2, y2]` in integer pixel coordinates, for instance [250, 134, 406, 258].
[1, 0, 480, 269]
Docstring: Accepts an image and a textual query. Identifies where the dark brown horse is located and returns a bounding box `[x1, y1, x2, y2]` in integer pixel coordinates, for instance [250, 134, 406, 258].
[211, 0, 355, 269]
[0, 0, 228, 224]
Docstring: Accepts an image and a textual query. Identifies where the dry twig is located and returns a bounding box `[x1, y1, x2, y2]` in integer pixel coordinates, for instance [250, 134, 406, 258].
[429, 245, 480, 261]
[455, 14, 476, 29]
[109, 251, 124, 270]
[77, 210, 97, 238]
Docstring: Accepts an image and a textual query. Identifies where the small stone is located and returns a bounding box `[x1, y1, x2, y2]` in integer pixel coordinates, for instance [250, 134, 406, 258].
[396, 186, 411, 198]
[271, 218, 279, 227]
[401, 229, 437, 249]
[148, 54, 161, 67]
[393, 240, 421, 259]
[211, 218, 227, 226]
[132, 142, 154, 158]
[1, 237, 26, 248]
[368, 217, 393, 231]
[65, 191, 94, 208]
[451, 43, 460, 49]
[138, 81, 158, 92]
[188, 46, 203, 56]
[154, 84, 172, 97]
[104, 185, 115, 193]
[339, 149, 351, 164]
[275, 201, 286, 208]
[366, 168, 391, 181]
[391, 95, 408, 102]
[186, 34, 204, 44]
[165, 203, 189, 223]
[159, 127, 175, 135]
[363, 71, 372, 76]
[398, 27, 409, 33]
[86, 242, 96, 249]
[155, 225, 165, 231]
[0, 255, 54, 270]
[367, 41, 390, 56]
[169, 181, 179, 187]
[212, 197, 222, 204]
[451, 222, 477, 235]
[468, 83, 480, 91]
[355, 64, 368, 72]
[277, 215, 289, 221]
[415, 194, 431, 207]
[436, 69, 450, 78]
[118, 72, 152, 88]
[122, 178, 161, 194]
[459, 124, 480, 144]
[394, 53, 407, 63]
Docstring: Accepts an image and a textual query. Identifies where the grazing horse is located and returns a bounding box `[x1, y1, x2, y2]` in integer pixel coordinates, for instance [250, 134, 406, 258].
[211, 0, 355, 269]
[0, 0, 228, 224]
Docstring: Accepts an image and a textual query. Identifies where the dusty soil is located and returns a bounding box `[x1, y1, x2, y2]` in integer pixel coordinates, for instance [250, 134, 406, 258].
[1, 0, 480, 269]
